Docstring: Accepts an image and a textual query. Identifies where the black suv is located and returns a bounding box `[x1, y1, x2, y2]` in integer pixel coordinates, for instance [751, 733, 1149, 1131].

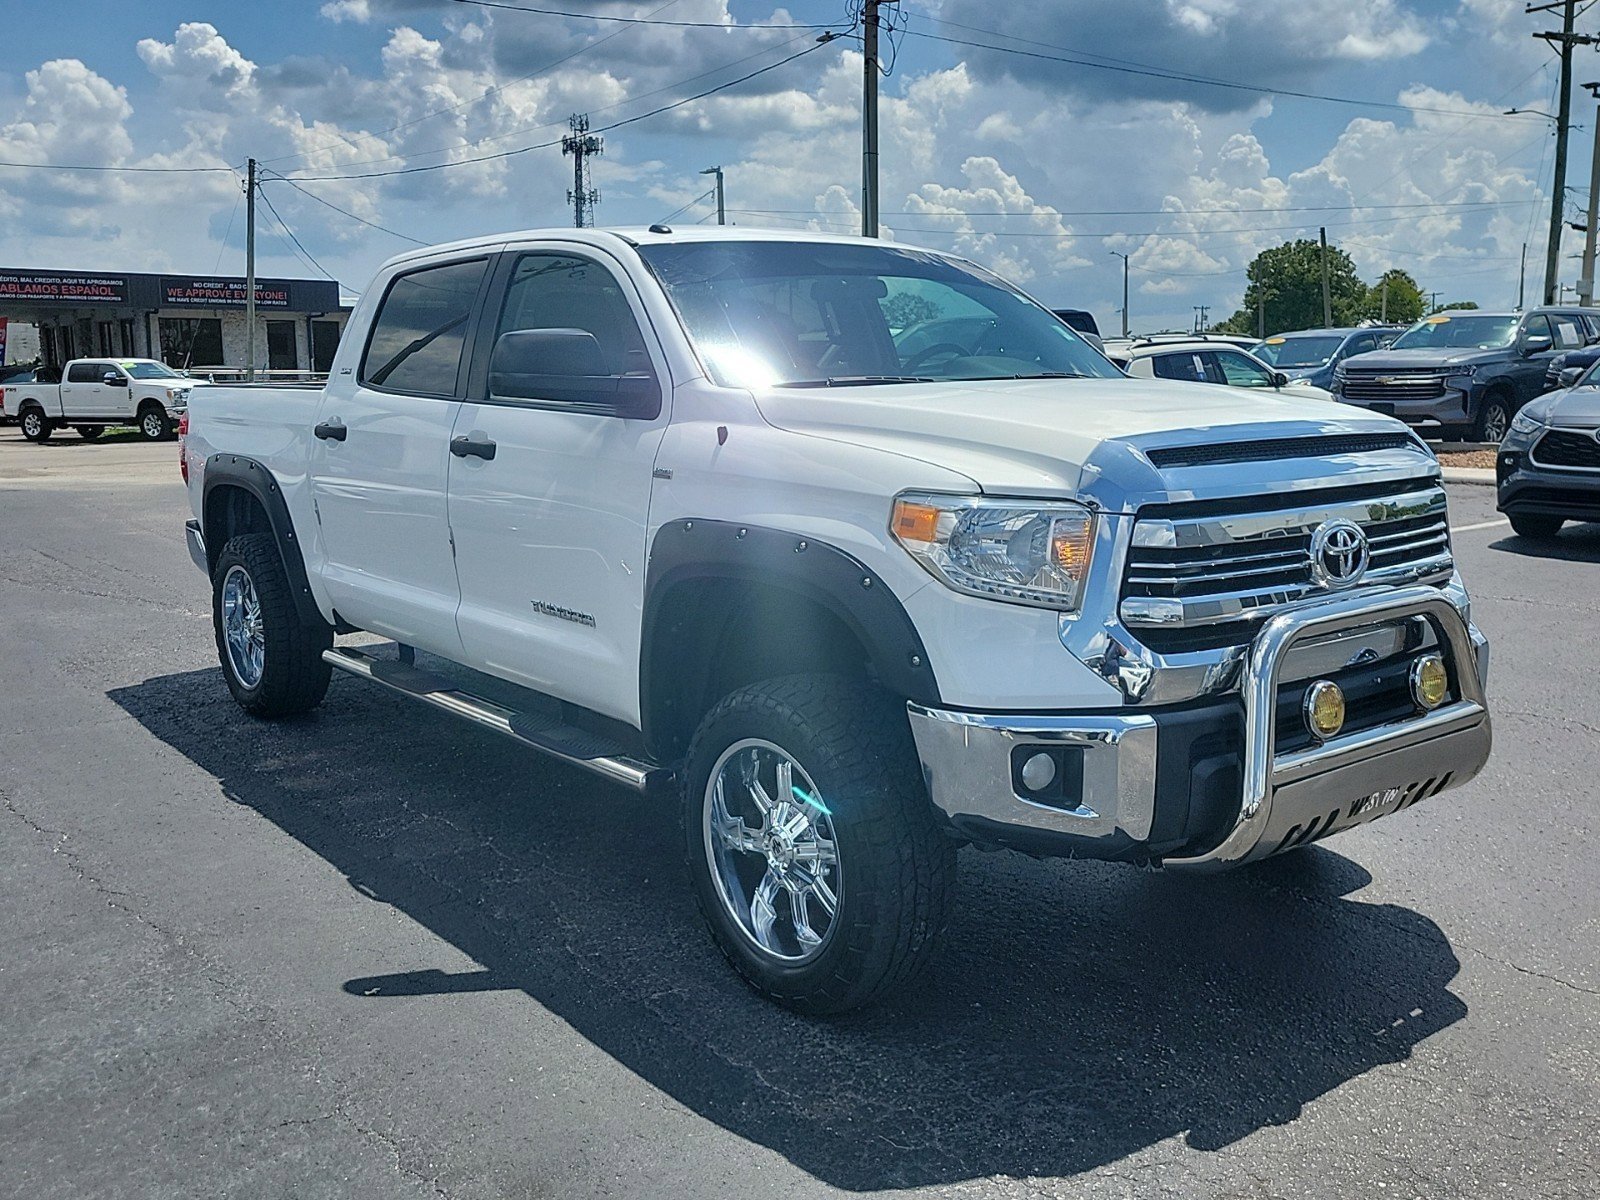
[1331, 308, 1598, 442]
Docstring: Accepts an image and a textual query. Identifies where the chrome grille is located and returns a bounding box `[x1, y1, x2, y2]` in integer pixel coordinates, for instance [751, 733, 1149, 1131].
[1338, 371, 1449, 404]
[1122, 482, 1453, 641]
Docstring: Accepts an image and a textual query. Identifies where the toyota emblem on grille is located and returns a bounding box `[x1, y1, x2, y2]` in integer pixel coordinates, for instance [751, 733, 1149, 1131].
[1309, 519, 1370, 589]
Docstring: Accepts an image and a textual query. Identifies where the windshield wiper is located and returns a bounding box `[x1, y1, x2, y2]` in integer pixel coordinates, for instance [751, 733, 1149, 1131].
[776, 375, 937, 388]
[945, 370, 1093, 381]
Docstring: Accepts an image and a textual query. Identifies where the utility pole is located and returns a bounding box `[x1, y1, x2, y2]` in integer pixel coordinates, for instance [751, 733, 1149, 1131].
[1428, 290, 1442, 312]
[861, 1, 896, 237]
[1257, 288, 1265, 339]
[1319, 226, 1333, 327]
[1192, 304, 1209, 332]
[1109, 251, 1129, 336]
[1520, 241, 1528, 308]
[245, 157, 256, 383]
[1381, 275, 1390, 322]
[562, 114, 602, 228]
[1531, 0, 1599, 304]
[1581, 82, 1600, 305]
[700, 165, 725, 225]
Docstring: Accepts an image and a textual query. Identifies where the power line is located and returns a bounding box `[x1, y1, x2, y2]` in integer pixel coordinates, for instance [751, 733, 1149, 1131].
[731, 199, 1535, 218]
[277, 29, 820, 175]
[898, 25, 1549, 123]
[286, 36, 839, 181]
[448, 0, 839, 30]
[0, 159, 239, 174]
[263, 0, 690, 167]
[658, 187, 717, 225]
[256, 184, 338, 281]
[262, 173, 429, 245]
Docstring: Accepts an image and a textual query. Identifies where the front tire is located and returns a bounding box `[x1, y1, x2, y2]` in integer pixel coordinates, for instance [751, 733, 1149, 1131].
[682, 674, 956, 1015]
[76, 425, 103, 441]
[1509, 513, 1563, 539]
[19, 408, 52, 443]
[1473, 393, 1512, 444]
[211, 533, 333, 717]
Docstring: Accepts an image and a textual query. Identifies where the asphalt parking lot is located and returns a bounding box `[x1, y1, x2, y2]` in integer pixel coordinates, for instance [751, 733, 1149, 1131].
[2, 429, 1597, 1199]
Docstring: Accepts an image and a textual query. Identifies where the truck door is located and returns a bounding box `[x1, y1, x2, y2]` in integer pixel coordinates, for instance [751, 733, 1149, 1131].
[447, 246, 671, 725]
[308, 254, 494, 654]
[60, 361, 108, 418]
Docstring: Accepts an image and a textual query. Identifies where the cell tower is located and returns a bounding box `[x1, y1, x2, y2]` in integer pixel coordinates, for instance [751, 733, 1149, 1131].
[562, 114, 602, 228]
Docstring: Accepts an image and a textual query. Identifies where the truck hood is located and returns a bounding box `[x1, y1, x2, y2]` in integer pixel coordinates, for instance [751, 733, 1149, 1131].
[1341, 347, 1507, 371]
[753, 376, 1429, 510]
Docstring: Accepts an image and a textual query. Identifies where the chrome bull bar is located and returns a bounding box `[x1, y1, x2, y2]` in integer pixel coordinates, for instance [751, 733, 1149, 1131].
[1165, 584, 1491, 869]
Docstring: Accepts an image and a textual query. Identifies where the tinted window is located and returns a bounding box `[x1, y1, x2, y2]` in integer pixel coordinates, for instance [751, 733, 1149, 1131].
[1151, 352, 1207, 382]
[1254, 335, 1342, 367]
[1346, 334, 1377, 355]
[361, 258, 487, 395]
[1521, 313, 1553, 347]
[1213, 350, 1274, 387]
[66, 362, 105, 383]
[493, 253, 650, 382]
[1549, 313, 1585, 350]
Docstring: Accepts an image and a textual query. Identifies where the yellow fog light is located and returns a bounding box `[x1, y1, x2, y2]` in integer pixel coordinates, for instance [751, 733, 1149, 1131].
[1411, 654, 1449, 711]
[1303, 680, 1346, 741]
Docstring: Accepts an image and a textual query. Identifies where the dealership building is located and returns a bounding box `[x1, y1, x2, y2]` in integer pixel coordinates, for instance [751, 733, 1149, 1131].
[0, 267, 352, 374]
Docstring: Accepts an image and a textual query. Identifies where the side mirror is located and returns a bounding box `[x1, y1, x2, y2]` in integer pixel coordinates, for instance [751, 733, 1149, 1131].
[1271, 370, 1290, 388]
[489, 328, 660, 417]
[1522, 334, 1554, 357]
[1560, 366, 1584, 388]
[102, 371, 126, 386]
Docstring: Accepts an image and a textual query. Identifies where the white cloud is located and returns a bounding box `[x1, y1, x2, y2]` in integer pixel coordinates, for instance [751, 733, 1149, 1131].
[320, 0, 372, 22]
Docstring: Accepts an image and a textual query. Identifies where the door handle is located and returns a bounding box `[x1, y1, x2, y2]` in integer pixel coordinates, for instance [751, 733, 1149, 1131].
[314, 419, 347, 441]
[450, 435, 496, 461]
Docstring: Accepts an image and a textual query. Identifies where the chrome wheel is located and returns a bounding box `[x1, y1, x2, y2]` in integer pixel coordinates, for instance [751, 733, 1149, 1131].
[703, 739, 841, 963]
[220, 564, 266, 688]
[1481, 403, 1509, 444]
[21, 411, 42, 439]
[141, 410, 166, 440]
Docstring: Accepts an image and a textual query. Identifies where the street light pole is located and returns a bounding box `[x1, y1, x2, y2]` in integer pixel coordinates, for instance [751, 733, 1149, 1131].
[245, 157, 256, 383]
[861, 0, 884, 237]
[1109, 251, 1129, 336]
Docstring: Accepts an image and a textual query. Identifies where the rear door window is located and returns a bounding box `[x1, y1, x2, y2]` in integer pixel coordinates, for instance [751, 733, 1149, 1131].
[360, 258, 489, 396]
[66, 362, 104, 383]
[1550, 313, 1585, 350]
[1150, 352, 1207, 382]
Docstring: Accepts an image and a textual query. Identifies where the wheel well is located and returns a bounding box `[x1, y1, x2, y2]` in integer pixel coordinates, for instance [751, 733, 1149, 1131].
[137, 397, 163, 414]
[643, 577, 876, 762]
[203, 484, 273, 573]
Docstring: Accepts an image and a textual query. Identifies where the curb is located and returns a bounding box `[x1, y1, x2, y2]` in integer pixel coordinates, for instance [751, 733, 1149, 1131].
[1425, 441, 1496, 454]
[1440, 466, 1496, 486]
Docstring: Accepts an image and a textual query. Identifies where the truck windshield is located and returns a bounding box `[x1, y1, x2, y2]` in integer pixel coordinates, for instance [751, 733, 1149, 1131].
[123, 362, 182, 379]
[1254, 335, 1343, 367]
[637, 241, 1122, 388]
[1391, 315, 1518, 350]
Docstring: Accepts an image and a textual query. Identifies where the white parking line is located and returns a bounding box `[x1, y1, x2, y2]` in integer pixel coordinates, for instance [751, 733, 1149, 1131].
[1450, 518, 1511, 533]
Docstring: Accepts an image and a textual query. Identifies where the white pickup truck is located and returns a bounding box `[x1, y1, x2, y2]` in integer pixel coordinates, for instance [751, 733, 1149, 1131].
[181, 227, 1492, 1012]
[3, 357, 194, 442]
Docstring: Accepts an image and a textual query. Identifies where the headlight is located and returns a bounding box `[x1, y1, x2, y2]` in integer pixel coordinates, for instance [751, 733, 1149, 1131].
[1509, 408, 1545, 435]
[890, 494, 1096, 611]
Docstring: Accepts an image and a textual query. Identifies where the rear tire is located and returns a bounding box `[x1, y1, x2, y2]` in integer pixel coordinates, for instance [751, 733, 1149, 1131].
[19, 407, 52, 443]
[76, 425, 103, 441]
[138, 403, 170, 441]
[211, 533, 333, 717]
[1509, 513, 1563, 539]
[682, 673, 956, 1015]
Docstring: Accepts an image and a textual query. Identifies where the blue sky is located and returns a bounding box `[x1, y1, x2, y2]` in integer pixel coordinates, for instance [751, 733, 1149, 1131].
[0, 0, 1583, 330]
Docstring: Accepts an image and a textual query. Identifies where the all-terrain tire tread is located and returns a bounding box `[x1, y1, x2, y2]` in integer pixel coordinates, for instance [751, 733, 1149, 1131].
[212, 533, 332, 717]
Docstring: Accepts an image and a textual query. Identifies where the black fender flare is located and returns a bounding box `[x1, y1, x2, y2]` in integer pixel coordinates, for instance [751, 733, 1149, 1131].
[201, 453, 327, 629]
[640, 518, 941, 758]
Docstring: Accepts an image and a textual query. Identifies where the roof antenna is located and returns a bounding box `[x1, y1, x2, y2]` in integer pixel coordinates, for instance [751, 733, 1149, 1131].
[648, 223, 672, 235]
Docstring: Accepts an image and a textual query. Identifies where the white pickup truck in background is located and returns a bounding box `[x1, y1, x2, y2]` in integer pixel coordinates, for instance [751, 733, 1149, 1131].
[179, 227, 1492, 1013]
[2, 357, 195, 442]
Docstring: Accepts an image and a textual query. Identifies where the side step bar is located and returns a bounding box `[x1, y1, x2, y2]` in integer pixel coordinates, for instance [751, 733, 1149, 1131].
[323, 645, 673, 797]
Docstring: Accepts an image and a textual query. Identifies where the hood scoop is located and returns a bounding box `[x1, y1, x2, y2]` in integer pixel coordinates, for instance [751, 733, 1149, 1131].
[1143, 432, 1421, 470]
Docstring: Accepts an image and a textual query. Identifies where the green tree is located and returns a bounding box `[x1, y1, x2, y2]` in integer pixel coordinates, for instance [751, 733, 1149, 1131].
[1214, 238, 1377, 335]
[881, 292, 942, 330]
[1358, 269, 1424, 325]
[1435, 300, 1479, 313]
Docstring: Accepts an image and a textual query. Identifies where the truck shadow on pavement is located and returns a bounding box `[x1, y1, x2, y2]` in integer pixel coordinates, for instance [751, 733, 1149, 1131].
[111, 668, 1467, 1191]
[1492, 524, 1600, 563]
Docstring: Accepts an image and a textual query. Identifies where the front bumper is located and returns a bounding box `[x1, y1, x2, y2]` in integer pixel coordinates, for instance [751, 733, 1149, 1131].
[1497, 441, 1600, 522]
[1334, 382, 1471, 426]
[908, 585, 1491, 868]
